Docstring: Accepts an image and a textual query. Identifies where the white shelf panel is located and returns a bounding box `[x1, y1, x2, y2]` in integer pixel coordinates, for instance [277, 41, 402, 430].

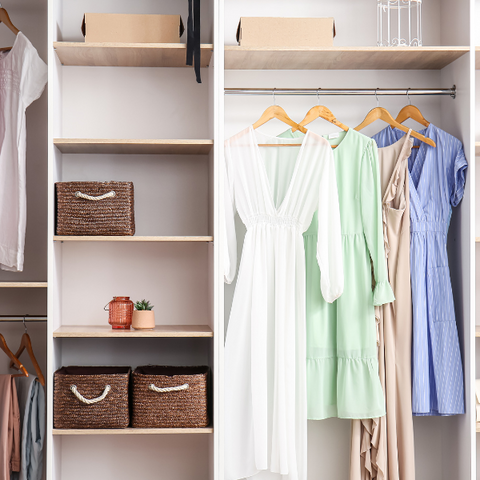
[53, 427, 213, 435]
[224, 46, 469, 70]
[54, 138, 213, 155]
[53, 325, 213, 338]
[54, 42, 213, 68]
[53, 236, 213, 242]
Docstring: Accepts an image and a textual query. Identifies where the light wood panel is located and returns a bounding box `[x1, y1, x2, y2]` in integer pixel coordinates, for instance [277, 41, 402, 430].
[475, 326, 480, 337]
[224, 46, 469, 70]
[53, 325, 213, 338]
[54, 42, 213, 67]
[54, 138, 214, 155]
[475, 142, 480, 156]
[0, 282, 47, 288]
[53, 236, 213, 242]
[53, 427, 213, 435]
[477, 423, 480, 433]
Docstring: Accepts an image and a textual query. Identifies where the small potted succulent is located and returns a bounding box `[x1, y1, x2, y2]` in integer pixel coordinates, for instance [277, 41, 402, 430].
[132, 299, 155, 330]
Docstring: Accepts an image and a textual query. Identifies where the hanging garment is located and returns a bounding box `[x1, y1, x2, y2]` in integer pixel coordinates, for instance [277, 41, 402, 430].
[11, 376, 45, 480]
[279, 128, 394, 419]
[0, 32, 47, 272]
[373, 124, 467, 416]
[350, 131, 415, 480]
[224, 127, 343, 480]
[0, 375, 20, 480]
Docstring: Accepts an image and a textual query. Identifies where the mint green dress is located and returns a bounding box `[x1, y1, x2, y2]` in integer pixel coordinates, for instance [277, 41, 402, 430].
[279, 128, 395, 419]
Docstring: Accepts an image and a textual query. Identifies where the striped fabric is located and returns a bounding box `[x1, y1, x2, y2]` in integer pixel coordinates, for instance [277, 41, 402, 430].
[372, 124, 467, 416]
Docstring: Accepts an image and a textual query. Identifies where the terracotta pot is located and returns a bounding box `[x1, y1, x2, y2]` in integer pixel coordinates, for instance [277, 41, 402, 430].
[132, 310, 155, 330]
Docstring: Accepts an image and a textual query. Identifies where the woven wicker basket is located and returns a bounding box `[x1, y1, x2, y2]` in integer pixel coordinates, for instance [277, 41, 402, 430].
[131, 366, 210, 428]
[55, 181, 135, 236]
[54, 366, 131, 429]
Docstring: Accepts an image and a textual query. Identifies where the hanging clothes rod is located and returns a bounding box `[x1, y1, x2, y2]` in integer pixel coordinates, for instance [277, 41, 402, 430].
[0, 315, 47, 322]
[225, 86, 456, 99]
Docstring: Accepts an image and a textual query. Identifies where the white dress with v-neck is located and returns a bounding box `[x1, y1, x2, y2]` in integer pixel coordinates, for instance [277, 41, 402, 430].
[224, 127, 344, 480]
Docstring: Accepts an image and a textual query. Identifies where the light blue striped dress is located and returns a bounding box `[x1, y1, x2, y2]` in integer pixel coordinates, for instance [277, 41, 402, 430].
[372, 124, 467, 416]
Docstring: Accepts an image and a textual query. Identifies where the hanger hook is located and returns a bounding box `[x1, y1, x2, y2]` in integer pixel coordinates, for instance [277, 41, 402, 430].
[273, 88, 276, 106]
[375, 88, 379, 108]
[317, 88, 320, 106]
[23, 315, 27, 334]
[407, 88, 411, 105]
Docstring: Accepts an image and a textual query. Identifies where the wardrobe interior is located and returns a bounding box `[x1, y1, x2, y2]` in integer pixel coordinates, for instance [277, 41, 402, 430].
[0, 0, 478, 479]
[223, 1, 473, 480]
[0, 0, 48, 439]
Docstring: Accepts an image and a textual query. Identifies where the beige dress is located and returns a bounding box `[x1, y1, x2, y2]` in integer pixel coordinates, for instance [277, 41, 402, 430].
[350, 131, 415, 480]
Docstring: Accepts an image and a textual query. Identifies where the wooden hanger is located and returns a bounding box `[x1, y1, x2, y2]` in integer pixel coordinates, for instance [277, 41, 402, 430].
[253, 101, 308, 147]
[396, 104, 430, 128]
[292, 104, 349, 148]
[294, 105, 349, 133]
[0, 333, 28, 378]
[0, 5, 19, 52]
[9, 333, 45, 386]
[355, 107, 436, 147]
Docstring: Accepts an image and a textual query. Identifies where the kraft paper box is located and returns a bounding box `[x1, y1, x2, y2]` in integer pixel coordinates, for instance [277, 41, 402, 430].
[236, 17, 336, 48]
[82, 13, 185, 43]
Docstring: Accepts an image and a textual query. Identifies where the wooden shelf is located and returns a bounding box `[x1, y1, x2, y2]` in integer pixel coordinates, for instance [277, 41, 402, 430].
[224, 46, 469, 70]
[54, 236, 212, 242]
[54, 138, 213, 155]
[53, 427, 213, 435]
[53, 325, 213, 338]
[0, 282, 47, 288]
[54, 42, 213, 67]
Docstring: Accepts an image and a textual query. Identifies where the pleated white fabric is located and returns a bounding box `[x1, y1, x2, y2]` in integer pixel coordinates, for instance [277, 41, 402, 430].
[224, 127, 344, 480]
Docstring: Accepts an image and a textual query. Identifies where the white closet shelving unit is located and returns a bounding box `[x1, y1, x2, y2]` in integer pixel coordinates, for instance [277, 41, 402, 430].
[46, 0, 220, 479]
[40, 0, 477, 479]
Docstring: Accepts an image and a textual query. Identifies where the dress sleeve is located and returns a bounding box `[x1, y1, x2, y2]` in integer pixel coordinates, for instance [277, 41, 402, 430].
[316, 146, 344, 303]
[223, 143, 237, 284]
[360, 140, 395, 306]
[21, 38, 47, 108]
[449, 142, 468, 207]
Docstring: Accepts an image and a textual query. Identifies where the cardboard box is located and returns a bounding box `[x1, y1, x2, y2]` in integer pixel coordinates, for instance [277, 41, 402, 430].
[82, 13, 185, 43]
[236, 17, 336, 48]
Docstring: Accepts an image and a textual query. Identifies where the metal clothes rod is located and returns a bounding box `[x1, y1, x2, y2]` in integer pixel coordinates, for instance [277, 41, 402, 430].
[225, 86, 456, 99]
[0, 315, 47, 322]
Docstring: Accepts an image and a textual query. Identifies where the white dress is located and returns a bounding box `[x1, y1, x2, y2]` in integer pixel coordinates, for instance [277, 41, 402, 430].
[0, 32, 47, 272]
[224, 127, 344, 480]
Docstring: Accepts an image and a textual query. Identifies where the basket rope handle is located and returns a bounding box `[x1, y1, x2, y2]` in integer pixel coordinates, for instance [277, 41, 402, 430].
[75, 191, 116, 201]
[70, 384, 111, 404]
[149, 383, 189, 393]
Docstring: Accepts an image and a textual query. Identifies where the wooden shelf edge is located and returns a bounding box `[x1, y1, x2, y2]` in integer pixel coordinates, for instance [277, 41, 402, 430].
[53, 138, 214, 155]
[0, 282, 47, 288]
[53, 42, 213, 68]
[53, 236, 213, 242]
[224, 45, 469, 70]
[54, 41, 213, 50]
[53, 324, 213, 338]
[53, 427, 213, 435]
